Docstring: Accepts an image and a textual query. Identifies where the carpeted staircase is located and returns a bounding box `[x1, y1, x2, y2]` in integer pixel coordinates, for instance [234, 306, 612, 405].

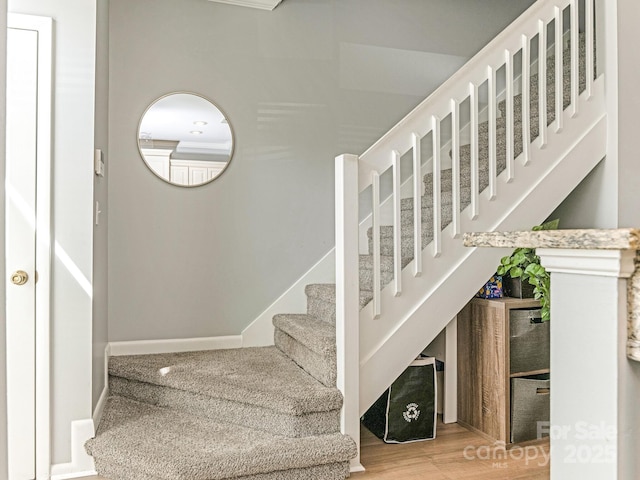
[86, 36, 586, 480]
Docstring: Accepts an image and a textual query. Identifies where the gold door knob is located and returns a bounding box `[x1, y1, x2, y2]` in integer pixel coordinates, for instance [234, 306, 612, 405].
[10, 270, 28, 286]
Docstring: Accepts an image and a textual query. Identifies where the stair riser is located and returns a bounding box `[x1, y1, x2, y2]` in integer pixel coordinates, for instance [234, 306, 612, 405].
[359, 265, 395, 292]
[92, 456, 351, 480]
[275, 329, 336, 387]
[109, 375, 341, 438]
[307, 296, 336, 324]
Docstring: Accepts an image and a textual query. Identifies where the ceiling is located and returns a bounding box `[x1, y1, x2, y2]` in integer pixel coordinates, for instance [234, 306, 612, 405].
[207, 0, 284, 11]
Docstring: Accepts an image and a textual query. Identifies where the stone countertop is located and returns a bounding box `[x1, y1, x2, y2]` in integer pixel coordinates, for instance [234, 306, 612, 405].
[463, 228, 640, 250]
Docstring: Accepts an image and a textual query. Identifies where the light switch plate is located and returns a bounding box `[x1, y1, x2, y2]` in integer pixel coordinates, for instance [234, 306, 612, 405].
[94, 149, 105, 176]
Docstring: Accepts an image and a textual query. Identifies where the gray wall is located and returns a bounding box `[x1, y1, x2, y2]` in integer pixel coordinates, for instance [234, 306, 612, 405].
[0, 0, 7, 477]
[108, 0, 535, 341]
[93, 0, 109, 411]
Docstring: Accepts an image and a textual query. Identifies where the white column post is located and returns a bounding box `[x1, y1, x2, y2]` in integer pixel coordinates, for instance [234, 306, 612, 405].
[335, 154, 364, 472]
[537, 248, 636, 480]
[443, 316, 457, 424]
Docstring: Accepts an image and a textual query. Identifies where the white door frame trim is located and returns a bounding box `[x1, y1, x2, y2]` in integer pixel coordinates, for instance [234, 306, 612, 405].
[7, 13, 53, 479]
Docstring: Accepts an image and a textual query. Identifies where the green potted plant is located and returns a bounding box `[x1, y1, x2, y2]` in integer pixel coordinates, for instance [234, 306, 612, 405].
[496, 219, 559, 321]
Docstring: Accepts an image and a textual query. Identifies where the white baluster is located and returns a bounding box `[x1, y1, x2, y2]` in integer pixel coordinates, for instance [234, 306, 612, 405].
[505, 49, 514, 182]
[522, 34, 531, 165]
[334, 154, 360, 470]
[450, 99, 461, 238]
[555, 6, 564, 133]
[412, 133, 423, 276]
[570, 0, 578, 117]
[488, 65, 497, 199]
[470, 82, 479, 219]
[432, 116, 442, 257]
[586, 0, 594, 99]
[538, 19, 548, 148]
[392, 150, 402, 296]
[371, 170, 381, 319]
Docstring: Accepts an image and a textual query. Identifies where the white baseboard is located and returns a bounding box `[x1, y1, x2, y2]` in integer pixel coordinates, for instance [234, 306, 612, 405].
[50, 470, 97, 480]
[50, 419, 96, 479]
[109, 335, 242, 356]
[92, 344, 110, 427]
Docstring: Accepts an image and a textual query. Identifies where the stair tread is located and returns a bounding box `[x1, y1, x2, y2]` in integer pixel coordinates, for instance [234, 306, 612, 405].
[273, 314, 336, 356]
[108, 346, 343, 416]
[86, 396, 355, 480]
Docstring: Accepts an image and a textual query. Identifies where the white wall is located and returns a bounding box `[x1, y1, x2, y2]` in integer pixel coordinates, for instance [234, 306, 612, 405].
[107, 0, 535, 342]
[7, 0, 96, 465]
[93, 0, 109, 411]
[615, 0, 640, 476]
[0, 0, 8, 477]
[550, 1, 640, 475]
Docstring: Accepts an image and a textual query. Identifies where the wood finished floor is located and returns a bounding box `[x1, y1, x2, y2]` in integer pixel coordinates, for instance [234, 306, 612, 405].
[81, 421, 549, 480]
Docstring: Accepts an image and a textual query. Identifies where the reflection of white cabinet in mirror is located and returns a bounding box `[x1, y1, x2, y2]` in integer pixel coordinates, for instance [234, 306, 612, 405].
[141, 148, 171, 180]
[170, 159, 227, 186]
[138, 92, 234, 187]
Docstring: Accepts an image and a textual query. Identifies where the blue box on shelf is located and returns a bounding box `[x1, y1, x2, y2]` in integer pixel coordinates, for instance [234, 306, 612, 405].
[476, 275, 503, 299]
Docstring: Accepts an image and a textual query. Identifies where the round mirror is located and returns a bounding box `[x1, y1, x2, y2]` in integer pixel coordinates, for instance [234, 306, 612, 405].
[137, 92, 234, 187]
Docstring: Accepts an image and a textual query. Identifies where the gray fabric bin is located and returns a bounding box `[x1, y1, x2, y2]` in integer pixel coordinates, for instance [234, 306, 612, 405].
[510, 374, 550, 443]
[510, 308, 549, 374]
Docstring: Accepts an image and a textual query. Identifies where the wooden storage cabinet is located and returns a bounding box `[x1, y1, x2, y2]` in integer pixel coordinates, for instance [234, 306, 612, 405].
[457, 297, 548, 444]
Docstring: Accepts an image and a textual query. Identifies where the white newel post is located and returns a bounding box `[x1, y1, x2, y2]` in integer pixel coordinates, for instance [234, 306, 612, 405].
[536, 248, 636, 480]
[335, 154, 364, 472]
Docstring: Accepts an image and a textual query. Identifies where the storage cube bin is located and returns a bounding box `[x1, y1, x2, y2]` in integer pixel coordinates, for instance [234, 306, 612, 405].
[510, 374, 550, 443]
[509, 308, 550, 374]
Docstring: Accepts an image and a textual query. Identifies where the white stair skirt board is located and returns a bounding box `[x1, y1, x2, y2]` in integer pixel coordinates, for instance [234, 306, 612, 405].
[242, 249, 336, 347]
[109, 335, 242, 356]
[50, 419, 97, 479]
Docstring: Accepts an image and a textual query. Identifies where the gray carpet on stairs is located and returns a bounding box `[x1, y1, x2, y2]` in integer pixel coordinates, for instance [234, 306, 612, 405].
[109, 347, 343, 416]
[109, 375, 340, 438]
[273, 313, 337, 387]
[86, 396, 355, 480]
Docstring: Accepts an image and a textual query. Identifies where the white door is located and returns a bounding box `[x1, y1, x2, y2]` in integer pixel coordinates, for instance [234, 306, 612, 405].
[5, 14, 52, 479]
